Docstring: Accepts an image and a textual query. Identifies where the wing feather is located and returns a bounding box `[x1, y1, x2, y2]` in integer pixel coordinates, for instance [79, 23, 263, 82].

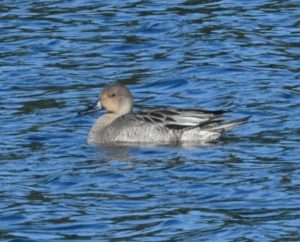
[135, 108, 223, 130]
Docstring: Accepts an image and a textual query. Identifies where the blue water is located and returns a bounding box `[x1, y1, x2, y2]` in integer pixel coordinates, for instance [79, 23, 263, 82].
[1, 0, 300, 241]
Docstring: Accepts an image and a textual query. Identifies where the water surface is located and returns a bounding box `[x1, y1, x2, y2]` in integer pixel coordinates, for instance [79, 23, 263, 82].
[1, 0, 300, 241]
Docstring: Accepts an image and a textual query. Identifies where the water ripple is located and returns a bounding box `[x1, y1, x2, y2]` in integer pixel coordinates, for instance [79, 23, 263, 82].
[1, 0, 300, 240]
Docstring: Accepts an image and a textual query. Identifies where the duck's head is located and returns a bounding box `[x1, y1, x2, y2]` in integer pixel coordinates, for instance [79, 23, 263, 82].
[97, 83, 133, 115]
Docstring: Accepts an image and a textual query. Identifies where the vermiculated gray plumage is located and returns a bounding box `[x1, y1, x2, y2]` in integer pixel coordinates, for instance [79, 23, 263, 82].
[88, 84, 249, 145]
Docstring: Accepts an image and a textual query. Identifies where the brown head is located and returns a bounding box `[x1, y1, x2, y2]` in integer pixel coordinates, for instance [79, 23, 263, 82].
[97, 84, 133, 115]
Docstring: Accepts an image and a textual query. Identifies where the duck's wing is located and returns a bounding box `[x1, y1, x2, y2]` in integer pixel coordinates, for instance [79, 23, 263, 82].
[134, 108, 224, 130]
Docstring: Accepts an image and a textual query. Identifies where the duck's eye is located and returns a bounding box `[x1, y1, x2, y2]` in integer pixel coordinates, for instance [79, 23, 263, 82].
[109, 93, 116, 98]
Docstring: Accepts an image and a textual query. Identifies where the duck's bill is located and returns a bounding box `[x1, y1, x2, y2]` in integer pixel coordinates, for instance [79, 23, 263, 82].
[77, 101, 102, 115]
[96, 100, 102, 109]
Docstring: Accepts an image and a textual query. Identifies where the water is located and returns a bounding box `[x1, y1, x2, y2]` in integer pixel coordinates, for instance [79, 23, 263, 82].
[1, 0, 300, 241]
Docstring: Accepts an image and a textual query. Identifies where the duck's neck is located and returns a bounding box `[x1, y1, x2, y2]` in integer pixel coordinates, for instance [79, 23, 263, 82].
[97, 113, 120, 128]
[92, 101, 132, 133]
[117, 97, 133, 116]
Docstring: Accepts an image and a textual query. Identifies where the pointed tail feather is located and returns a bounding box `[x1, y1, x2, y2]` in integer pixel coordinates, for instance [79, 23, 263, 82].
[209, 116, 250, 131]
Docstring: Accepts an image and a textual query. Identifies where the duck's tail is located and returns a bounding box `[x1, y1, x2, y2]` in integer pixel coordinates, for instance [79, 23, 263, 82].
[208, 116, 250, 132]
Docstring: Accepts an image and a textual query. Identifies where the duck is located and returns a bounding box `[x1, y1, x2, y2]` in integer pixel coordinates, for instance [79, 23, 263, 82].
[88, 83, 248, 145]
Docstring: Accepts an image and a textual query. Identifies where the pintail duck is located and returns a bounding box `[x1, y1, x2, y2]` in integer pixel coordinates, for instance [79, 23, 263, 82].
[88, 84, 248, 145]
